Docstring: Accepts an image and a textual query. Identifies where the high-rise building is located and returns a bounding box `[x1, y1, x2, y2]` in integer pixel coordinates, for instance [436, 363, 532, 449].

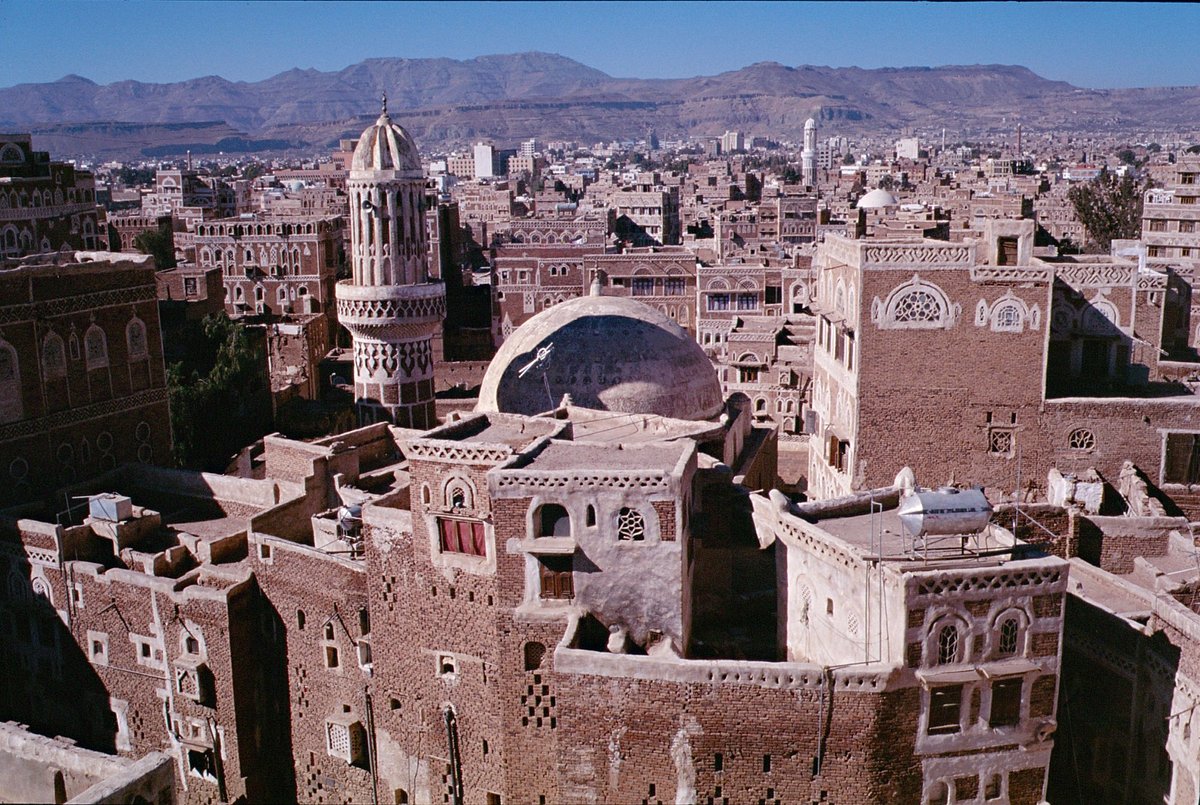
[474, 142, 497, 179]
[335, 98, 445, 427]
[720, 130, 745, 155]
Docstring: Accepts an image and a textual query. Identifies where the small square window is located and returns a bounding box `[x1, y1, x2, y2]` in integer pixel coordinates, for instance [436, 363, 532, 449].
[325, 646, 340, 669]
[987, 427, 1014, 457]
[438, 654, 457, 677]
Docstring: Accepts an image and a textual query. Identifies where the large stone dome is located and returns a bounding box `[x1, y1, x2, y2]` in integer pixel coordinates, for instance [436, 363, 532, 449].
[477, 292, 724, 421]
[857, 188, 899, 209]
[351, 99, 421, 174]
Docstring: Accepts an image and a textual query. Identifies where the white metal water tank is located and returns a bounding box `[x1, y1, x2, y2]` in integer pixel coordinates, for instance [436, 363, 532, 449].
[897, 487, 991, 537]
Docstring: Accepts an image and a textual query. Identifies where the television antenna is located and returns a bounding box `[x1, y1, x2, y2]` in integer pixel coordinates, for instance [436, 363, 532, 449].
[518, 342, 555, 377]
[517, 342, 557, 410]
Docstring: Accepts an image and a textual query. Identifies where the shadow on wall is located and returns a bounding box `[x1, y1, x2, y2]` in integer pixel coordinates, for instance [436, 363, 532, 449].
[0, 541, 117, 754]
[1047, 596, 1180, 803]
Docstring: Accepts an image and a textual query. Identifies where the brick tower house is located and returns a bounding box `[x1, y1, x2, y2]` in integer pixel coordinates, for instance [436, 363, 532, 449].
[335, 97, 445, 426]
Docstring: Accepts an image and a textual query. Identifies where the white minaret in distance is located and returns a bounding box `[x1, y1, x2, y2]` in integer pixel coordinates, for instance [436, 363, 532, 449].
[802, 117, 818, 188]
[335, 96, 445, 427]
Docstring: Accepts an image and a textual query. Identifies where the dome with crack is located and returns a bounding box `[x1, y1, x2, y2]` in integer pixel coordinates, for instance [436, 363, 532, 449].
[476, 291, 724, 421]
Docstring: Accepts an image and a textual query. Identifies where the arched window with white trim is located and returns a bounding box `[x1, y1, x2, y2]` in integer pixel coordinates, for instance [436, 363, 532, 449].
[990, 297, 1028, 333]
[873, 275, 957, 330]
[84, 325, 108, 370]
[126, 318, 148, 361]
[42, 333, 66, 378]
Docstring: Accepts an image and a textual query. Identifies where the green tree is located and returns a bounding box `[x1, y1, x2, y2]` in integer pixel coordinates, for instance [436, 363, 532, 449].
[878, 174, 895, 191]
[1067, 169, 1149, 253]
[168, 315, 271, 471]
[842, 152, 856, 166]
[1117, 149, 1138, 166]
[132, 227, 176, 269]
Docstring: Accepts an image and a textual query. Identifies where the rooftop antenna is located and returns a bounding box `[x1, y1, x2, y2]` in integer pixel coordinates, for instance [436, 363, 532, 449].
[518, 342, 557, 411]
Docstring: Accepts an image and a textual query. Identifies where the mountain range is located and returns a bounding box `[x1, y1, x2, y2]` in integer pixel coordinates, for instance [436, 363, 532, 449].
[3, 52, 1199, 159]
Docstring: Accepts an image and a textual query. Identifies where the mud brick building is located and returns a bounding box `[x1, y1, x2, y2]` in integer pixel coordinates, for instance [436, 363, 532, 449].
[0, 251, 172, 507]
[807, 219, 1200, 504]
[192, 213, 343, 331]
[0, 134, 102, 258]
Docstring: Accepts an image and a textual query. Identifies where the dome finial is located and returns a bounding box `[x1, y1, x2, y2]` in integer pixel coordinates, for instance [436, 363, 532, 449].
[380, 93, 388, 117]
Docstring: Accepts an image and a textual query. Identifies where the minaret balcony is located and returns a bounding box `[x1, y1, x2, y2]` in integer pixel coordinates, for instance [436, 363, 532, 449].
[335, 279, 446, 331]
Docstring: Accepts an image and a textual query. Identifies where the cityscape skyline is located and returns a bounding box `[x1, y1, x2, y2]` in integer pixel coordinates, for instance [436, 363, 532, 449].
[3, 1, 1199, 90]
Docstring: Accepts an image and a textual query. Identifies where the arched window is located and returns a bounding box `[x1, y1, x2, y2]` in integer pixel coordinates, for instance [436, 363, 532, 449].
[1082, 299, 1120, 334]
[443, 476, 474, 510]
[42, 333, 66, 378]
[894, 289, 943, 323]
[875, 275, 955, 330]
[937, 624, 959, 665]
[537, 504, 570, 537]
[0, 341, 21, 423]
[126, 318, 148, 361]
[586, 504, 596, 527]
[998, 617, 1020, 656]
[84, 326, 108, 370]
[616, 507, 645, 541]
[991, 301, 1025, 332]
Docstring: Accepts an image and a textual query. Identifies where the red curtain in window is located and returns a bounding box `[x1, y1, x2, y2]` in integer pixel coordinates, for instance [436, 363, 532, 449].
[440, 519, 457, 552]
[471, 522, 486, 556]
[437, 519, 487, 557]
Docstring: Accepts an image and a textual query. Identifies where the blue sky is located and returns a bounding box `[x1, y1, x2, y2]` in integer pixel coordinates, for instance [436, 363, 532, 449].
[3, 1, 1197, 89]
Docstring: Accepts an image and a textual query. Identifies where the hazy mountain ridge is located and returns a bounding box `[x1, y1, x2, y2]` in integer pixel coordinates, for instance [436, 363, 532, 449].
[3, 53, 1198, 158]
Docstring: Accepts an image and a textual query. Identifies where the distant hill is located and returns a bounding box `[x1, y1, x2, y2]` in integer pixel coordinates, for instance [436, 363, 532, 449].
[3, 53, 1198, 158]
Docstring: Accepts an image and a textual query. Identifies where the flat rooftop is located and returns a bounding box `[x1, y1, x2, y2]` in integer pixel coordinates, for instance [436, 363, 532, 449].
[526, 440, 688, 473]
[805, 501, 1022, 569]
[561, 405, 721, 445]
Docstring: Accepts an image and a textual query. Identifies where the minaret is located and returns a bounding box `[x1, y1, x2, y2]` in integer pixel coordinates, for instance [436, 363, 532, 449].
[802, 117, 817, 188]
[335, 96, 445, 427]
